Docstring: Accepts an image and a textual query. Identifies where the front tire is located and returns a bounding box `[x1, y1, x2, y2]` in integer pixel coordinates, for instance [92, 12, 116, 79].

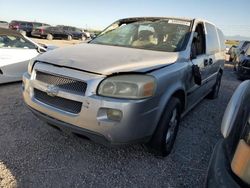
[147, 97, 181, 157]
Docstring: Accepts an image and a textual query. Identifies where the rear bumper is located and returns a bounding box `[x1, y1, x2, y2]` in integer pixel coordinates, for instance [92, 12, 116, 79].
[206, 139, 246, 188]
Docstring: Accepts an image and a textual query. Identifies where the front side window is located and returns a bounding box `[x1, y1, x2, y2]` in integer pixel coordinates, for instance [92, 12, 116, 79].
[0, 34, 36, 49]
[90, 19, 191, 52]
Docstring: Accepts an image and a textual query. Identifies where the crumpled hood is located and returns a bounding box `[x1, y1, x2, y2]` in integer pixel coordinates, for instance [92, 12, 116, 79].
[36, 43, 179, 75]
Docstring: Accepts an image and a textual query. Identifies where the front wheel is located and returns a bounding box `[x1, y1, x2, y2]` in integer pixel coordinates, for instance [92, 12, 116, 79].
[146, 97, 181, 157]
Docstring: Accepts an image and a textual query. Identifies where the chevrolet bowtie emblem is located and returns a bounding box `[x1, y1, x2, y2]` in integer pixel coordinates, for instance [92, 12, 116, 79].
[46, 85, 59, 97]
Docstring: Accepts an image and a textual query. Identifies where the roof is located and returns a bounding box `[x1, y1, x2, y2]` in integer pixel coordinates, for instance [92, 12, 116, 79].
[117, 17, 194, 22]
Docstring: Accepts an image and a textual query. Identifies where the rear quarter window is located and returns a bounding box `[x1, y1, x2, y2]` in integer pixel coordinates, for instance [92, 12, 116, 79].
[205, 22, 220, 54]
[217, 29, 225, 51]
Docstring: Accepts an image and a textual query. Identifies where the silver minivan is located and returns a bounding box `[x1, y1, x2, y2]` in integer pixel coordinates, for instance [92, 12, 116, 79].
[23, 17, 225, 156]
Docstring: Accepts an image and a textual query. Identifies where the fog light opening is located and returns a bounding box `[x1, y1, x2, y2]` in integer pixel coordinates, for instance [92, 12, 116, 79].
[107, 109, 122, 122]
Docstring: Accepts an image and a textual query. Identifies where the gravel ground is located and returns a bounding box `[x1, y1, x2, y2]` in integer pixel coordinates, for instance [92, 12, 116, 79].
[0, 65, 241, 188]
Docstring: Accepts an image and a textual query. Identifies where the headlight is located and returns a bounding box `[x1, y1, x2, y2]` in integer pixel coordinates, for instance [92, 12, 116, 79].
[98, 75, 156, 99]
[28, 59, 36, 75]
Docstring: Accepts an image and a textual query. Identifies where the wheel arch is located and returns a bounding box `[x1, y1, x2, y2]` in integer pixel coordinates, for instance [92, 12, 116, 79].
[154, 85, 187, 131]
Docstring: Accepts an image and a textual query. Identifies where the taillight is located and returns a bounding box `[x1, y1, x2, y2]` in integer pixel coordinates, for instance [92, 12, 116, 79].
[11, 24, 19, 29]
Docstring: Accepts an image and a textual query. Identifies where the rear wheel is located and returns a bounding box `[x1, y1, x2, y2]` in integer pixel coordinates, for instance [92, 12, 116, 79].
[207, 72, 222, 99]
[81, 35, 87, 41]
[146, 97, 181, 157]
[47, 34, 53, 40]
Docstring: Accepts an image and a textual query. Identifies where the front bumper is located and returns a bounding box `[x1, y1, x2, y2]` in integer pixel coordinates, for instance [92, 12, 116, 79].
[206, 139, 248, 188]
[22, 64, 159, 145]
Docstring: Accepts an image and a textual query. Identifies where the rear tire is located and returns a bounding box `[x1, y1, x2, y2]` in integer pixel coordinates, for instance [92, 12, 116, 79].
[47, 34, 53, 40]
[81, 35, 87, 41]
[146, 97, 181, 157]
[207, 72, 222, 99]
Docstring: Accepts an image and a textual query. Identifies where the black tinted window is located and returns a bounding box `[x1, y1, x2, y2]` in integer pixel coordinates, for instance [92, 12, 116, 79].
[205, 23, 220, 54]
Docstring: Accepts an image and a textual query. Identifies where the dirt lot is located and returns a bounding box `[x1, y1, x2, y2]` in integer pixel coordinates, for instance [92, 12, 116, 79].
[31, 38, 82, 47]
[0, 64, 241, 188]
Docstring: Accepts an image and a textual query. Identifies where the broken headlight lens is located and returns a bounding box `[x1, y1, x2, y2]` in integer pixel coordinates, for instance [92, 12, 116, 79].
[98, 75, 156, 99]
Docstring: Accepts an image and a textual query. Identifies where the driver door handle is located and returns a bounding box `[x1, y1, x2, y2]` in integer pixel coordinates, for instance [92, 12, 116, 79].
[209, 58, 213, 65]
[204, 59, 208, 66]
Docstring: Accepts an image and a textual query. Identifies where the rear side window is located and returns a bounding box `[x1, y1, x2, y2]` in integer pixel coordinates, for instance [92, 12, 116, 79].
[205, 23, 220, 54]
[217, 29, 225, 51]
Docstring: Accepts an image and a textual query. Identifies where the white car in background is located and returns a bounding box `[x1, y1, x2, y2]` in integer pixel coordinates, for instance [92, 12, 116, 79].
[0, 28, 46, 84]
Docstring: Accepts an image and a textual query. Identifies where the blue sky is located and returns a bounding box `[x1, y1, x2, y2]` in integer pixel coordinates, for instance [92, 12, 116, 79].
[1, 0, 250, 37]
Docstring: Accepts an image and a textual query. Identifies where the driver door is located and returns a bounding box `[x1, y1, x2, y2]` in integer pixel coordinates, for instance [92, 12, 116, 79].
[187, 22, 210, 108]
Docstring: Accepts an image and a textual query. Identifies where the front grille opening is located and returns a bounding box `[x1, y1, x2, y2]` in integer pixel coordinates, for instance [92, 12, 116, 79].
[34, 89, 82, 114]
[36, 71, 87, 95]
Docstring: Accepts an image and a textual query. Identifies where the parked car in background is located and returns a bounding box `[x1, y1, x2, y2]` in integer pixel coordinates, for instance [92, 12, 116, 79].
[206, 80, 250, 188]
[236, 43, 250, 80]
[9, 20, 50, 36]
[9, 20, 34, 36]
[0, 28, 46, 84]
[0, 21, 9, 28]
[23, 17, 225, 157]
[31, 25, 87, 40]
[234, 41, 250, 62]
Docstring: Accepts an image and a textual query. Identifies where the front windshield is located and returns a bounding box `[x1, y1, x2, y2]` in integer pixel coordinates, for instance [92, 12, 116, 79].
[90, 19, 191, 52]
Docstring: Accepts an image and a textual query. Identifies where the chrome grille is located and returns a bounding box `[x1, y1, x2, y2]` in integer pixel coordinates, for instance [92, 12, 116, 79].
[34, 89, 82, 114]
[36, 71, 87, 94]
